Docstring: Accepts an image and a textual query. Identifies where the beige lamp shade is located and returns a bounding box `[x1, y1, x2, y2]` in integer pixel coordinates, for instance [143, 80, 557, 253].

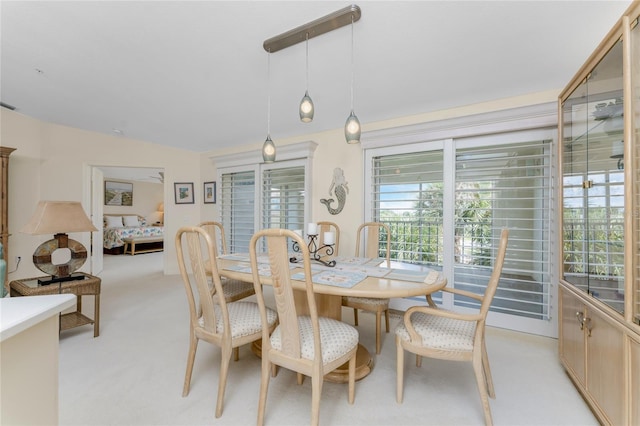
[21, 201, 97, 235]
[21, 201, 97, 283]
[157, 202, 164, 212]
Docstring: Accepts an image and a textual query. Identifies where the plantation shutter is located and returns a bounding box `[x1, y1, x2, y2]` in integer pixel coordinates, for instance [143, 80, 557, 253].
[261, 165, 305, 231]
[454, 140, 552, 320]
[220, 170, 255, 253]
[371, 150, 445, 265]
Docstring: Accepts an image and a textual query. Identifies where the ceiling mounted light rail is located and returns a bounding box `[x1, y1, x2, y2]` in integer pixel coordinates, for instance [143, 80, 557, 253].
[263, 4, 361, 53]
[261, 4, 362, 161]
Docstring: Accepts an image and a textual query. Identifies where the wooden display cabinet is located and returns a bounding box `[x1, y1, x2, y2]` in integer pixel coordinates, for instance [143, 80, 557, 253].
[631, 337, 639, 425]
[558, 2, 640, 425]
[0, 146, 16, 293]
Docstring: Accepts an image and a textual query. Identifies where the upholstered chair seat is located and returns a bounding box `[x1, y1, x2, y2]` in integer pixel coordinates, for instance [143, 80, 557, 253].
[218, 278, 256, 303]
[198, 301, 277, 339]
[270, 316, 359, 364]
[395, 310, 476, 351]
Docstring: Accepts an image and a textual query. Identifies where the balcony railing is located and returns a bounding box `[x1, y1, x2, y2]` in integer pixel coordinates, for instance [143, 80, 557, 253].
[563, 220, 624, 278]
[383, 218, 443, 265]
[382, 218, 493, 267]
[380, 218, 550, 319]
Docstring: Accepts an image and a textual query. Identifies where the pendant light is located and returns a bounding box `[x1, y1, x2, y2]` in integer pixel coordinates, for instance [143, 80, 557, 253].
[344, 16, 361, 144]
[262, 50, 276, 163]
[299, 33, 314, 122]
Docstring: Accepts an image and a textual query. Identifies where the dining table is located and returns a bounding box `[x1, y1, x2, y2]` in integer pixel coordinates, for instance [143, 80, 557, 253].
[216, 254, 447, 383]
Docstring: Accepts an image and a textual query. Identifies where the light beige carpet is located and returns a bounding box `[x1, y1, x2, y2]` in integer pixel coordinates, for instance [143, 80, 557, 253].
[57, 252, 596, 425]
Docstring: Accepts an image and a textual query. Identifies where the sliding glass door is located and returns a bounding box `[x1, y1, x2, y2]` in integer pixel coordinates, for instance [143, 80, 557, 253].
[365, 128, 556, 336]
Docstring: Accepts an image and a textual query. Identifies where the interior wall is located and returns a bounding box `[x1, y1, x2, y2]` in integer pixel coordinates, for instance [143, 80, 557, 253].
[2, 108, 199, 280]
[103, 179, 163, 223]
[201, 89, 560, 257]
[3, 89, 559, 280]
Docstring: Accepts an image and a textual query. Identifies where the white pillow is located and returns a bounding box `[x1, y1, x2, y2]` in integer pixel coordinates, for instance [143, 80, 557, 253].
[105, 216, 123, 228]
[123, 215, 139, 227]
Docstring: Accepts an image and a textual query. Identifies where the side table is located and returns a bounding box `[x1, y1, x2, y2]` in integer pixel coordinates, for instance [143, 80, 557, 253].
[10, 272, 101, 337]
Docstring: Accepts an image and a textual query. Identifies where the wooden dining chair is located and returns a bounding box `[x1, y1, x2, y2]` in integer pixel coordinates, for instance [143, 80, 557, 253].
[199, 221, 255, 303]
[249, 228, 358, 426]
[317, 221, 340, 256]
[176, 226, 277, 418]
[341, 221, 391, 354]
[395, 229, 509, 426]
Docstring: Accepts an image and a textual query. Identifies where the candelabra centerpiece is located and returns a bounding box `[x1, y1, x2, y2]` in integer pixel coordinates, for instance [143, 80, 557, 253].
[289, 224, 336, 267]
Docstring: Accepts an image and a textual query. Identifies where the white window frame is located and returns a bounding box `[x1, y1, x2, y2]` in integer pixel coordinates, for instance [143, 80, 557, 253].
[362, 103, 559, 337]
[211, 141, 317, 251]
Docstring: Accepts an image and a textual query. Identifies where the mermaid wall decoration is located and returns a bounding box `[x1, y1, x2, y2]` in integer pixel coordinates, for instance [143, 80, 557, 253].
[320, 167, 349, 215]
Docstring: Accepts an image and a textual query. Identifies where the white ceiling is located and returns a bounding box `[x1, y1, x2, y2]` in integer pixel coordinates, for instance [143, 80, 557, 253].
[0, 1, 632, 154]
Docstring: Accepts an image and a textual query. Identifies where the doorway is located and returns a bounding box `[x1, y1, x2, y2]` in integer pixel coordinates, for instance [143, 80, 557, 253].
[88, 165, 165, 275]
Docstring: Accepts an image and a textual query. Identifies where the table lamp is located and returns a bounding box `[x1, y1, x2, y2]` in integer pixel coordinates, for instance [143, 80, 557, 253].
[157, 202, 164, 224]
[21, 201, 98, 285]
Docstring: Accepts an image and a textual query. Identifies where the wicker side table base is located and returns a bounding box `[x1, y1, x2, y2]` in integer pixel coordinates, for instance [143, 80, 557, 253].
[10, 272, 101, 337]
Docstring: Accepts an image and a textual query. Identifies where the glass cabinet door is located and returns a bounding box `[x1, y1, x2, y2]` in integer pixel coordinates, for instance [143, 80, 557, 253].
[562, 39, 625, 314]
[632, 17, 640, 326]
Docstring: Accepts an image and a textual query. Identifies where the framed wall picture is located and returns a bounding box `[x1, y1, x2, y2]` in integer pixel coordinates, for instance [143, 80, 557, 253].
[105, 180, 133, 206]
[204, 181, 216, 204]
[174, 182, 194, 204]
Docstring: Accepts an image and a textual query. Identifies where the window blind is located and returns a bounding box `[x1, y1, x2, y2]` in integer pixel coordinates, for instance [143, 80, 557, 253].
[370, 139, 553, 320]
[220, 170, 255, 253]
[261, 166, 305, 231]
[455, 140, 552, 320]
[371, 150, 445, 304]
[371, 150, 444, 266]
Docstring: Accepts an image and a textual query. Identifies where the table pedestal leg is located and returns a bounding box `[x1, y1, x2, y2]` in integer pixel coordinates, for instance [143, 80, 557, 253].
[324, 344, 372, 383]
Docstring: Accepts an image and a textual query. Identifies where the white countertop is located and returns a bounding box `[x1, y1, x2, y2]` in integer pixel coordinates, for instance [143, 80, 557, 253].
[0, 294, 76, 342]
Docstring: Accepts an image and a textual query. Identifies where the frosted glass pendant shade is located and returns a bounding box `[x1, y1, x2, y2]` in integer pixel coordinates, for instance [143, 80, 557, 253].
[262, 135, 276, 163]
[300, 91, 314, 122]
[344, 111, 361, 144]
